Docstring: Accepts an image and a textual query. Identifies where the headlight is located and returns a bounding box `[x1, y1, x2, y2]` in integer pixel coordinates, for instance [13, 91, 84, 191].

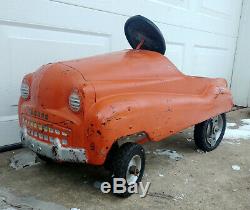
[20, 80, 30, 99]
[69, 90, 81, 112]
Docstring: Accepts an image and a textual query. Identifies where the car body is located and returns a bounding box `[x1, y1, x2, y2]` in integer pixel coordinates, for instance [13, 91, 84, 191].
[18, 49, 233, 165]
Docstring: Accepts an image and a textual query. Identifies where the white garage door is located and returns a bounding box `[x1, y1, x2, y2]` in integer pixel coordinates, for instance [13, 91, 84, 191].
[231, 0, 250, 107]
[0, 0, 242, 147]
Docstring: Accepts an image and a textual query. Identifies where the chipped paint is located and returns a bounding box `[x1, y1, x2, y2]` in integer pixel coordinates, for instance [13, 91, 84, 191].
[116, 132, 148, 146]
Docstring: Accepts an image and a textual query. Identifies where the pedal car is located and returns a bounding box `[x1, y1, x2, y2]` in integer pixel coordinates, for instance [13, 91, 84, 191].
[19, 15, 233, 197]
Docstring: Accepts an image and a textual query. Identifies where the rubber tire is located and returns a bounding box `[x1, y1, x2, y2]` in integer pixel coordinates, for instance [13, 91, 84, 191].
[104, 142, 119, 171]
[194, 113, 226, 152]
[111, 143, 145, 198]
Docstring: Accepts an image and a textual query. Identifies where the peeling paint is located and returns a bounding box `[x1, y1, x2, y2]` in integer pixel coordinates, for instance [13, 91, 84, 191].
[117, 132, 148, 146]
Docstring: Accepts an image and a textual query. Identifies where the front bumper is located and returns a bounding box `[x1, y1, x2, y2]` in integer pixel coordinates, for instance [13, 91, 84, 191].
[20, 128, 87, 163]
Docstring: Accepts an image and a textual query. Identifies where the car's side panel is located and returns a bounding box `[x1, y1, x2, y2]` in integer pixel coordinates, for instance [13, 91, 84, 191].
[84, 84, 233, 165]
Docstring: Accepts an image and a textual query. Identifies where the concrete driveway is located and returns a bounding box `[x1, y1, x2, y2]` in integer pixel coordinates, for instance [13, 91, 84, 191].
[0, 109, 250, 210]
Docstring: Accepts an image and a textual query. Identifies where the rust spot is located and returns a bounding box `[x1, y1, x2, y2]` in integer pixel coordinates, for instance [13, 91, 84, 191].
[167, 107, 172, 112]
[87, 127, 95, 136]
[105, 118, 112, 123]
[128, 107, 131, 111]
[97, 130, 102, 135]
[90, 143, 95, 150]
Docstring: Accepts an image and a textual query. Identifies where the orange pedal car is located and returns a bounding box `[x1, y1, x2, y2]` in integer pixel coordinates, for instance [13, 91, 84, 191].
[19, 15, 233, 197]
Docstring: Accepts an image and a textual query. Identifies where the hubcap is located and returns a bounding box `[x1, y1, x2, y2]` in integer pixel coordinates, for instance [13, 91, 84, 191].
[126, 155, 141, 185]
[207, 115, 223, 147]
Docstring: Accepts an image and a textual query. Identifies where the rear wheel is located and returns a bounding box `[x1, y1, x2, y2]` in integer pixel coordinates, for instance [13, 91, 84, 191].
[194, 113, 226, 152]
[111, 143, 145, 198]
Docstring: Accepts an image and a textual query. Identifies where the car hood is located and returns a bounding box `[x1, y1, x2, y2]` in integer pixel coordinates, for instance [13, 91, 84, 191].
[29, 63, 85, 110]
[61, 50, 182, 81]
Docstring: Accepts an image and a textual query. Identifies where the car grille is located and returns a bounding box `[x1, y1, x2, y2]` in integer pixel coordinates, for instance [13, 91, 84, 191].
[22, 115, 71, 146]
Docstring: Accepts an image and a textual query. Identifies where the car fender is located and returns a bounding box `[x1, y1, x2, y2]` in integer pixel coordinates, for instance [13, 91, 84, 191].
[84, 93, 173, 165]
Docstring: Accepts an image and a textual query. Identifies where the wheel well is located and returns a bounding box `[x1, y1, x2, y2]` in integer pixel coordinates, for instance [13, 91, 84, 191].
[116, 131, 149, 147]
[104, 131, 149, 164]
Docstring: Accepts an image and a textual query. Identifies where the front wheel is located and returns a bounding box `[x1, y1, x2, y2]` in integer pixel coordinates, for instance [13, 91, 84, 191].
[194, 113, 226, 152]
[111, 143, 145, 198]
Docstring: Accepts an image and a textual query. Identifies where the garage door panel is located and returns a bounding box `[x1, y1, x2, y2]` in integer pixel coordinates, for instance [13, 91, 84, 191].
[1, 23, 111, 110]
[189, 42, 235, 82]
[145, 0, 241, 36]
[9, 36, 110, 90]
[157, 22, 236, 82]
[165, 42, 185, 70]
[199, 0, 233, 18]
[192, 45, 231, 80]
[0, 1, 121, 38]
[55, 0, 242, 36]
[0, 1, 118, 146]
[146, 0, 189, 9]
[51, 0, 140, 17]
